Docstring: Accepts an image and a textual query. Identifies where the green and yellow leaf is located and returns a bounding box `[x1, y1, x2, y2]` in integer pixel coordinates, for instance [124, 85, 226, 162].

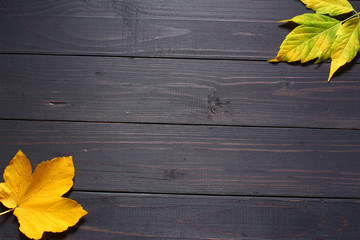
[300, 0, 354, 16]
[270, 0, 360, 81]
[328, 17, 360, 81]
[269, 13, 341, 63]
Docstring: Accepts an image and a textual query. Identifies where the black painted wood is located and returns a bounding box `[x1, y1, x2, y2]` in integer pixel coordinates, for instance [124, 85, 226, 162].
[0, 0, 348, 60]
[1, 55, 360, 129]
[1, 192, 360, 240]
[1, 120, 360, 198]
[1, 1, 360, 239]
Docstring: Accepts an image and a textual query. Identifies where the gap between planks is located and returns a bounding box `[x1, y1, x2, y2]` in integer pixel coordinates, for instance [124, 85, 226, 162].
[71, 189, 360, 201]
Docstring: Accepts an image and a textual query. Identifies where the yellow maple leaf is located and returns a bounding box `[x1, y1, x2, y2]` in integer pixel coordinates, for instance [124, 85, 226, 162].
[300, 0, 354, 16]
[0, 150, 87, 239]
[328, 17, 360, 81]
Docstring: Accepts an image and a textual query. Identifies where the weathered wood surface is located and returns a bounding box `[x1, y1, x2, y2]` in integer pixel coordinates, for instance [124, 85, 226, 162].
[2, 0, 359, 60]
[1, 120, 360, 198]
[1, 55, 360, 129]
[1, 0, 360, 239]
[1, 192, 360, 240]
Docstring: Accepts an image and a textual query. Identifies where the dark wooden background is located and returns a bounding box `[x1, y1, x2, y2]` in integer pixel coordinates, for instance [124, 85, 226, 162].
[1, 0, 360, 239]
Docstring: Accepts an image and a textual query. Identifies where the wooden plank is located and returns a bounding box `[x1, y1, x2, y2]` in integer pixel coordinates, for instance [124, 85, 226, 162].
[0, 0, 337, 59]
[0, 0, 306, 18]
[1, 120, 360, 198]
[1, 192, 360, 240]
[1, 54, 360, 129]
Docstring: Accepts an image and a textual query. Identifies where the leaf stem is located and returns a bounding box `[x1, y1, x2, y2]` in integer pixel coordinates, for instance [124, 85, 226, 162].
[0, 208, 14, 216]
[342, 12, 360, 24]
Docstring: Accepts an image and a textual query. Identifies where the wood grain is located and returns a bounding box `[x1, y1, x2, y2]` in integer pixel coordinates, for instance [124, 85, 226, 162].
[0, 0, 306, 18]
[1, 192, 360, 240]
[1, 54, 360, 129]
[1, 120, 360, 198]
[1, 1, 360, 238]
[0, 0, 342, 60]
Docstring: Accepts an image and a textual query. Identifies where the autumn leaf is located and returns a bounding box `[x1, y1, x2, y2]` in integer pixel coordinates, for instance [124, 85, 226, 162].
[300, 0, 354, 16]
[269, 13, 341, 63]
[0, 150, 87, 239]
[329, 17, 360, 81]
[270, 0, 360, 81]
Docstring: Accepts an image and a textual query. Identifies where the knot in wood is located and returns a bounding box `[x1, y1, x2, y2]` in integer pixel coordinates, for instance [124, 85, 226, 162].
[210, 104, 222, 114]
